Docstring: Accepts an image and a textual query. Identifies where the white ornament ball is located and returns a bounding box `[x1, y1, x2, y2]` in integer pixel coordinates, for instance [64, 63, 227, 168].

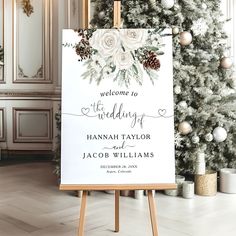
[192, 136, 200, 144]
[174, 85, 181, 94]
[180, 32, 192, 46]
[178, 121, 192, 135]
[98, 11, 105, 19]
[213, 127, 227, 142]
[220, 57, 233, 69]
[205, 133, 213, 142]
[202, 3, 207, 10]
[178, 101, 188, 109]
[172, 27, 179, 35]
[161, 0, 175, 9]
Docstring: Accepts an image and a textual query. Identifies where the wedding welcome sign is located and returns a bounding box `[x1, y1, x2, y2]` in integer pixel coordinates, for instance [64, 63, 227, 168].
[61, 28, 175, 187]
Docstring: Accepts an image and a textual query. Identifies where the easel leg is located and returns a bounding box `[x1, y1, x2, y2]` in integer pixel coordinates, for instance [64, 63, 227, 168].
[113, 0, 121, 28]
[115, 190, 120, 233]
[82, 0, 90, 28]
[148, 190, 158, 236]
[77, 190, 83, 198]
[78, 191, 87, 236]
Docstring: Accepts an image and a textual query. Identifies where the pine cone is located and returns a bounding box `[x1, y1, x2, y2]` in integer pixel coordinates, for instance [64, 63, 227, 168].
[75, 41, 92, 61]
[143, 52, 160, 70]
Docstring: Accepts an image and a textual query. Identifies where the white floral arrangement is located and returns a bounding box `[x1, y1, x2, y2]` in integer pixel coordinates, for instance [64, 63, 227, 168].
[66, 28, 164, 87]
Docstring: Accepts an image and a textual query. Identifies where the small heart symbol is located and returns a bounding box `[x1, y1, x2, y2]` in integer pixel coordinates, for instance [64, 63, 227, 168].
[81, 107, 90, 116]
[158, 109, 167, 117]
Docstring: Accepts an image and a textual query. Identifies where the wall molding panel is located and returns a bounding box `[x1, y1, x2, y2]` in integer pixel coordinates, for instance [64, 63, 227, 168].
[0, 0, 5, 83]
[0, 0, 64, 152]
[0, 108, 5, 141]
[13, 108, 52, 143]
[67, 0, 79, 29]
[0, 64, 3, 83]
[13, 0, 52, 83]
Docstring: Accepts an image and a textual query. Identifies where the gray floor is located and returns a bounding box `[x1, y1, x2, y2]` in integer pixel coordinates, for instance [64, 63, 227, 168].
[0, 162, 236, 236]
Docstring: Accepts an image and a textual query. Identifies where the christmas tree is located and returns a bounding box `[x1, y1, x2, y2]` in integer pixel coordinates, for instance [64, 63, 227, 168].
[91, 0, 236, 174]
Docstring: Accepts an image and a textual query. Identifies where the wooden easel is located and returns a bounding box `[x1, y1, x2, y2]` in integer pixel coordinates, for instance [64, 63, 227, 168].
[60, 184, 176, 236]
[61, 1, 177, 235]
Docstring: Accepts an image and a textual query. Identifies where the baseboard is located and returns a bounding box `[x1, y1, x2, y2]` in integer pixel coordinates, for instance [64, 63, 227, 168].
[0, 150, 53, 166]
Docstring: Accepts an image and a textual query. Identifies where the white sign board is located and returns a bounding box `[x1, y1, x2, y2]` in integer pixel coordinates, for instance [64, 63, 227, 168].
[61, 29, 175, 186]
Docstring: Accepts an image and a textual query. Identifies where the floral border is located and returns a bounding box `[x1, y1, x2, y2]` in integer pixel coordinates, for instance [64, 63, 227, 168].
[64, 29, 165, 87]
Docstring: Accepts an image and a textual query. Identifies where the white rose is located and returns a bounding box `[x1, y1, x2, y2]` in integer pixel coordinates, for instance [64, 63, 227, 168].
[113, 50, 134, 70]
[120, 29, 148, 50]
[89, 29, 120, 57]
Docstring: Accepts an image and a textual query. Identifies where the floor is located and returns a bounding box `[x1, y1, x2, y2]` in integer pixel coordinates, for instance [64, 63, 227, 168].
[0, 163, 236, 236]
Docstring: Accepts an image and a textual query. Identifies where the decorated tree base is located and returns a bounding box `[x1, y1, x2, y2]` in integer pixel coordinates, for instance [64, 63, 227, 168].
[195, 170, 217, 196]
[220, 168, 236, 194]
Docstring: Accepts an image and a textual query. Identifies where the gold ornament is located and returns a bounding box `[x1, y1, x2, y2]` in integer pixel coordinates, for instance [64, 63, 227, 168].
[220, 57, 233, 69]
[178, 121, 192, 135]
[22, 0, 34, 17]
[172, 27, 179, 35]
[179, 32, 192, 46]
